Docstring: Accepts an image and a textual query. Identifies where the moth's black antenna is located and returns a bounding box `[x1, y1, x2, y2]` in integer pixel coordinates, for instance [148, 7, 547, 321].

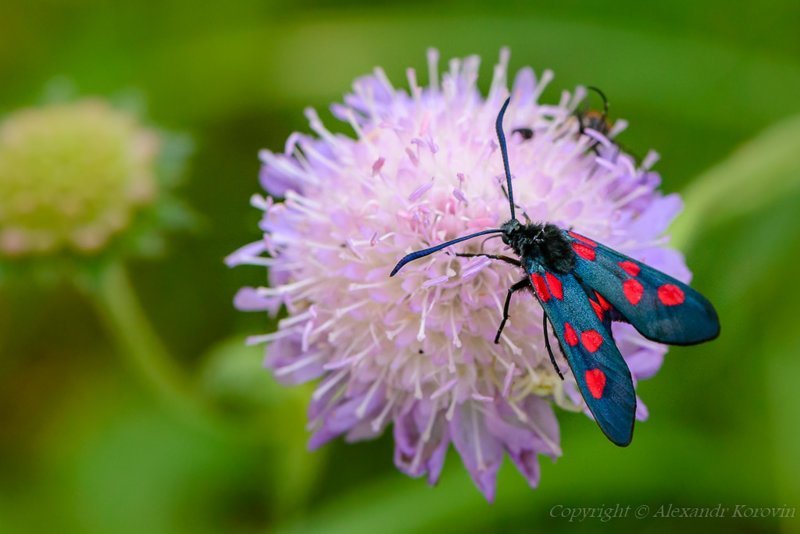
[499, 183, 531, 224]
[496, 97, 516, 221]
[587, 86, 609, 124]
[390, 98, 519, 278]
[390, 228, 504, 276]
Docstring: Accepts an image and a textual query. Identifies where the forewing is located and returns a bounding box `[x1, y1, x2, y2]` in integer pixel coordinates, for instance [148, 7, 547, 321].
[530, 269, 636, 446]
[567, 231, 720, 345]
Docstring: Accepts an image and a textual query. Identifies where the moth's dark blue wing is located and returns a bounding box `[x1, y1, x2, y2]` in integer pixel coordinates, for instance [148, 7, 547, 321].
[566, 231, 720, 345]
[530, 269, 636, 446]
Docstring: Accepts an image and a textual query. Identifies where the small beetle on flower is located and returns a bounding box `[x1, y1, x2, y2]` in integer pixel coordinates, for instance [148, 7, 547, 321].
[229, 49, 716, 500]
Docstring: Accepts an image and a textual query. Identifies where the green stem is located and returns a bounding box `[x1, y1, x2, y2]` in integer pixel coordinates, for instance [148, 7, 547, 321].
[671, 114, 800, 251]
[90, 262, 218, 431]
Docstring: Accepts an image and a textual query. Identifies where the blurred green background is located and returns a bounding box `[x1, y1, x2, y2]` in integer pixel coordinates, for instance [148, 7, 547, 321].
[1, 1, 799, 532]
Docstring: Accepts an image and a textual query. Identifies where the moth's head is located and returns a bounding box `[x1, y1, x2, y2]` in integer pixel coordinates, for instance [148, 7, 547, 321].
[500, 218, 522, 246]
[501, 219, 548, 260]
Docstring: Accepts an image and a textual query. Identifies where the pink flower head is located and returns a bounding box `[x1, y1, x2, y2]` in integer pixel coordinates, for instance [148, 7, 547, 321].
[228, 49, 688, 501]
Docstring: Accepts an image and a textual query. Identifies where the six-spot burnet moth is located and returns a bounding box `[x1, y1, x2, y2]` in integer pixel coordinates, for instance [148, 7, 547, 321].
[390, 97, 720, 446]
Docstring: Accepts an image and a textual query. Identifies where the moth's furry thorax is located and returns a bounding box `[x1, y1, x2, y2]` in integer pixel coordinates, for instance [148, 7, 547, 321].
[501, 220, 576, 273]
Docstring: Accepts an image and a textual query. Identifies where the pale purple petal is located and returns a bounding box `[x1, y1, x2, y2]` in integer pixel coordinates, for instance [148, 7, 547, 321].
[393, 402, 450, 484]
[450, 402, 504, 501]
[224, 239, 267, 267]
[265, 337, 324, 386]
[233, 287, 276, 313]
[636, 397, 650, 421]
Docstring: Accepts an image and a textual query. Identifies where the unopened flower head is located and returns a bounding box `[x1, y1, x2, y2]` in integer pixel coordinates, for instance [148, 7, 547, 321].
[0, 99, 159, 256]
[230, 49, 689, 500]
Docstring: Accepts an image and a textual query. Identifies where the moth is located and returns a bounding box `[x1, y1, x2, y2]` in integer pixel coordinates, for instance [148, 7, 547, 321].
[390, 97, 720, 446]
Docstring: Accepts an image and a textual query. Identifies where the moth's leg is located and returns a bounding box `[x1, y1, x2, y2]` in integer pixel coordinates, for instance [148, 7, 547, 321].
[478, 235, 503, 253]
[494, 277, 531, 344]
[455, 252, 521, 267]
[542, 314, 565, 380]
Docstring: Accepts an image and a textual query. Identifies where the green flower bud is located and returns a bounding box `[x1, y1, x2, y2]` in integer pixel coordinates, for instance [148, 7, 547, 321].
[0, 100, 159, 256]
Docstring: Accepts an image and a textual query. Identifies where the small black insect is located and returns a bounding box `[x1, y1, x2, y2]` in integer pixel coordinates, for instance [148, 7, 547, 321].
[576, 86, 612, 138]
[511, 127, 534, 141]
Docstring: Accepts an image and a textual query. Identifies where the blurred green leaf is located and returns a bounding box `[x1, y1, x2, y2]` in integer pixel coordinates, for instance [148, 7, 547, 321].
[764, 318, 800, 533]
[278, 421, 779, 534]
[265, 10, 800, 133]
[198, 336, 326, 519]
[199, 336, 295, 413]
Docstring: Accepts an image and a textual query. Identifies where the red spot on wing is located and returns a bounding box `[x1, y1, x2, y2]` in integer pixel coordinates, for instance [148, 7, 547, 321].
[658, 284, 685, 306]
[618, 261, 640, 277]
[623, 279, 644, 305]
[572, 242, 596, 261]
[564, 322, 578, 346]
[594, 291, 611, 311]
[568, 231, 597, 248]
[531, 273, 551, 301]
[589, 299, 604, 321]
[585, 369, 607, 399]
[545, 272, 563, 300]
[581, 330, 603, 353]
